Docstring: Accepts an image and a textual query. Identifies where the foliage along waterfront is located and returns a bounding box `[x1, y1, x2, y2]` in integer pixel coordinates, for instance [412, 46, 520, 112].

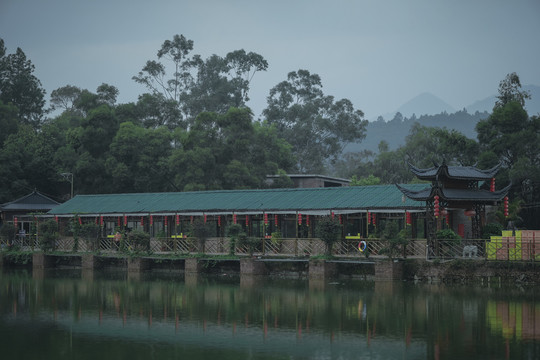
[0, 269, 539, 359]
[1, 35, 540, 229]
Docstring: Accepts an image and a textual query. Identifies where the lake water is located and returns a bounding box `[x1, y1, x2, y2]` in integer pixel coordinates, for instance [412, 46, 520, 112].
[0, 269, 539, 359]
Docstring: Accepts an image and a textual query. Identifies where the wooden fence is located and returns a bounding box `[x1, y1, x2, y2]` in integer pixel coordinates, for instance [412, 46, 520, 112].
[4, 235, 538, 261]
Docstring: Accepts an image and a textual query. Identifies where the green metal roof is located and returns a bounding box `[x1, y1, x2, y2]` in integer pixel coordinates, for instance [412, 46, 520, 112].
[48, 184, 426, 216]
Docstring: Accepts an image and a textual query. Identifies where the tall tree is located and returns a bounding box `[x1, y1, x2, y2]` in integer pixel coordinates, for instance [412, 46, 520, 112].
[0, 100, 19, 147]
[263, 70, 367, 173]
[476, 73, 540, 210]
[133, 35, 268, 127]
[495, 72, 531, 109]
[0, 39, 46, 126]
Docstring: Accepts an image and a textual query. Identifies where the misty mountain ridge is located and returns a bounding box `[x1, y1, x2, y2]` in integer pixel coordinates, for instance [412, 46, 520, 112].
[347, 85, 540, 154]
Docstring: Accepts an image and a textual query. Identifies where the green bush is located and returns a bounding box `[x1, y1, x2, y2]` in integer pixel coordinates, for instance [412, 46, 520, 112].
[237, 234, 260, 256]
[39, 219, 59, 252]
[436, 229, 461, 240]
[80, 223, 100, 251]
[482, 223, 503, 239]
[128, 229, 150, 252]
[226, 224, 244, 255]
[316, 216, 342, 256]
[0, 223, 17, 245]
[379, 221, 409, 260]
[190, 218, 213, 253]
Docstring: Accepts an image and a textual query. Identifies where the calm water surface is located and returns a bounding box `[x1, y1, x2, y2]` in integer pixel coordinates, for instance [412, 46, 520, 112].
[0, 269, 539, 359]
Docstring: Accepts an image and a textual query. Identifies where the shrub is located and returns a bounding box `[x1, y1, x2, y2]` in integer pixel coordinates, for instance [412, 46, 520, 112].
[39, 219, 59, 252]
[0, 223, 17, 245]
[80, 223, 100, 251]
[128, 229, 150, 252]
[271, 230, 283, 245]
[237, 235, 260, 256]
[436, 229, 461, 240]
[226, 224, 244, 255]
[379, 221, 409, 260]
[316, 216, 342, 256]
[190, 218, 213, 253]
[482, 223, 503, 239]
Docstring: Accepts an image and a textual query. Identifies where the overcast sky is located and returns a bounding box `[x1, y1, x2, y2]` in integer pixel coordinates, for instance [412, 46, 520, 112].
[1, 0, 539, 120]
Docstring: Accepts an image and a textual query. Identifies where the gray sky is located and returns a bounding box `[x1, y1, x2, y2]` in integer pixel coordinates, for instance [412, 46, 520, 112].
[1, 0, 539, 120]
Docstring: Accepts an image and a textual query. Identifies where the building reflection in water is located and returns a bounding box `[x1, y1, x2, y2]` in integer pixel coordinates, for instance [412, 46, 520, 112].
[0, 270, 539, 359]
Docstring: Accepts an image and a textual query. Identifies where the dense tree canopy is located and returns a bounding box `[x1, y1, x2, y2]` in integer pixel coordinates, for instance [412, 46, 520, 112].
[0, 37, 538, 228]
[263, 69, 367, 173]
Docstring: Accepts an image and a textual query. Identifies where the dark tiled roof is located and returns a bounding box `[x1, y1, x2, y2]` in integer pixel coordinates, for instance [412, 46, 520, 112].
[1, 190, 61, 211]
[408, 162, 502, 180]
[395, 183, 511, 202]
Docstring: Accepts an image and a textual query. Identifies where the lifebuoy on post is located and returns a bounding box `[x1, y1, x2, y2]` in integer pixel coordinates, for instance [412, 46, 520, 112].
[358, 240, 367, 252]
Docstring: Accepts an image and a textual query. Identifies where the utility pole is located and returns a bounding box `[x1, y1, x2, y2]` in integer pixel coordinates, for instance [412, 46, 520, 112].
[60, 172, 74, 199]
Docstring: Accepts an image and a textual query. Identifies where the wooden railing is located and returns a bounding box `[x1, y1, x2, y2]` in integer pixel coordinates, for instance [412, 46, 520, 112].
[1, 236, 539, 261]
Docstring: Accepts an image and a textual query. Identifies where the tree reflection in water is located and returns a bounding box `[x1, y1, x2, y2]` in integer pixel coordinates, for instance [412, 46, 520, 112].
[0, 269, 539, 359]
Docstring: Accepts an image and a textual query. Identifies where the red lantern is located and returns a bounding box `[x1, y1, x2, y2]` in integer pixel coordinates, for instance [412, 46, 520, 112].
[204, 214, 207, 223]
[490, 178, 495, 192]
[504, 196, 509, 217]
[176, 214, 180, 225]
[331, 211, 335, 220]
[245, 215, 249, 226]
[55, 216, 58, 223]
[165, 216, 168, 226]
[372, 213, 377, 226]
[140, 216, 144, 226]
[367, 212, 371, 225]
[306, 215, 310, 227]
[406, 212, 411, 225]
[150, 215, 153, 226]
[298, 213, 302, 225]
[218, 215, 221, 227]
[14, 217, 18, 228]
[100, 216, 104, 226]
[264, 213, 268, 225]
[117, 216, 121, 227]
[124, 215, 128, 226]
[78, 217, 82, 225]
[274, 214, 278, 227]
[95, 216, 98, 225]
[233, 214, 237, 224]
[434, 195, 440, 218]
[445, 212, 450, 225]
[339, 214, 343, 224]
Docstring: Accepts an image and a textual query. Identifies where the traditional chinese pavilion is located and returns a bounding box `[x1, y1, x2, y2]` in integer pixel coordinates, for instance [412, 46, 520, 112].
[396, 160, 511, 240]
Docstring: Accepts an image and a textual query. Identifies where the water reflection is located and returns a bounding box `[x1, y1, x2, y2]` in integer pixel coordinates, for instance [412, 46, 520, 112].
[0, 269, 539, 359]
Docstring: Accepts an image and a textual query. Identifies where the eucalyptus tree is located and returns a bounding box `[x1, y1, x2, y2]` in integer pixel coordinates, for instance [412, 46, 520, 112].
[133, 34, 268, 127]
[263, 69, 367, 173]
[0, 38, 46, 126]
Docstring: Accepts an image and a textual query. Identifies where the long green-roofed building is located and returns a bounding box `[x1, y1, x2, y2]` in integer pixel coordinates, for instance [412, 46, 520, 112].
[48, 185, 427, 240]
[49, 184, 425, 216]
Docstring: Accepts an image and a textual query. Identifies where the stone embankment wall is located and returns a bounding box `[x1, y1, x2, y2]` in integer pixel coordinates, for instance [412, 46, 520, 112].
[404, 259, 540, 284]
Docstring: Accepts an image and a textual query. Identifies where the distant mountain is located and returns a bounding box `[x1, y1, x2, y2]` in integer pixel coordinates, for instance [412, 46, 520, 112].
[395, 92, 456, 118]
[345, 110, 489, 154]
[465, 85, 540, 115]
[345, 85, 540, 155]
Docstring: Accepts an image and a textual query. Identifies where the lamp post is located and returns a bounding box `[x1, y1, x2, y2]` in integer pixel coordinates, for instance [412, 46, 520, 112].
[61, 172, 74, 199]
